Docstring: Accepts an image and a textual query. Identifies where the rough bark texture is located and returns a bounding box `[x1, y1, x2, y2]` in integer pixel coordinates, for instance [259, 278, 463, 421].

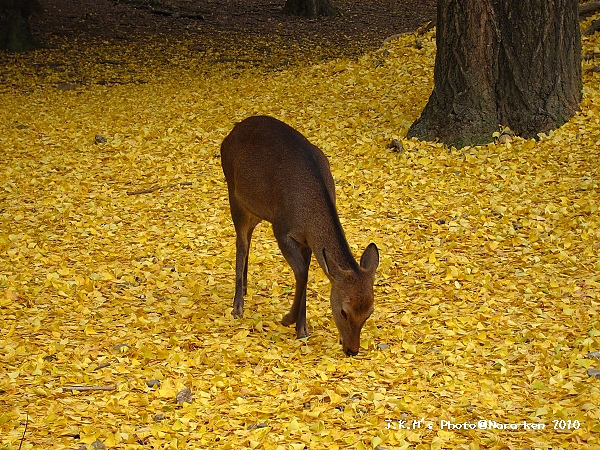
[407, 0, 582, 148]
[283, 0, 336, 18]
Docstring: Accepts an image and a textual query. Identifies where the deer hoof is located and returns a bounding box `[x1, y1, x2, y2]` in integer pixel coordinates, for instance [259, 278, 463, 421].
[296, 324, 308, 339]
[281, 312, 296, 326]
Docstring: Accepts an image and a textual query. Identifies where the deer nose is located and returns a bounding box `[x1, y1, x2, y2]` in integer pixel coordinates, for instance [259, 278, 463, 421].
[345, 348, 358, 357]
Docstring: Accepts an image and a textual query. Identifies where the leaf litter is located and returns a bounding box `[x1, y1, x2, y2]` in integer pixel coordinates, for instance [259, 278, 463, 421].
[1, 16, 600, 450]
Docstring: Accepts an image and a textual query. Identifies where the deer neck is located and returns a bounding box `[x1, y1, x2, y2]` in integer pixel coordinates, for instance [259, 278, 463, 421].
[308, 209, 359, 277]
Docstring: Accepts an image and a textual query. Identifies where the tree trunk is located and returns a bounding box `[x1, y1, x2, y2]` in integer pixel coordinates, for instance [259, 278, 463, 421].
[283, 0, 336, 18]
[0, 0, 42, 52]
[407, 0, 582, 148]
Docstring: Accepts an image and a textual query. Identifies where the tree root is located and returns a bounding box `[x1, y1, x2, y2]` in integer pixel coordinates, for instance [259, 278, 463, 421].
[580, 2, 600, 19]
[582, 19, 600, 36]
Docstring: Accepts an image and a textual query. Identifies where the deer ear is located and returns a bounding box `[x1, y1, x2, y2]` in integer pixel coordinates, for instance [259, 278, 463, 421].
[360, 243, 379, 275]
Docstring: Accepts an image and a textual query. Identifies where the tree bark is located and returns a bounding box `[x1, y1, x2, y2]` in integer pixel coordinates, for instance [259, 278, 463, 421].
[407, 0, 582, 148]
[0, 0, 42, 52]
[283, 0, 336, 18]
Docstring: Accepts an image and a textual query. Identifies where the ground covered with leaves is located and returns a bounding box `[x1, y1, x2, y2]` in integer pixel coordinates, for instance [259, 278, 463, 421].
[1, 3, 600, 450]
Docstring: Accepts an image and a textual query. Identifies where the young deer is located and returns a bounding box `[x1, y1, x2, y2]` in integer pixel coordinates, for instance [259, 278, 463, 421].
[221, 116, 379, 356]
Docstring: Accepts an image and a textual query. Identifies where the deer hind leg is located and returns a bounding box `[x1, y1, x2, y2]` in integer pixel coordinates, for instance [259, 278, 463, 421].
[274, 229, 312, 339]
[229, 197, 260, 318]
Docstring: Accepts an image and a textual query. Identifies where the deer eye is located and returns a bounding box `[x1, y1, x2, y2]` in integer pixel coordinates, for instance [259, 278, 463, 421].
[341, 309, 348, 320]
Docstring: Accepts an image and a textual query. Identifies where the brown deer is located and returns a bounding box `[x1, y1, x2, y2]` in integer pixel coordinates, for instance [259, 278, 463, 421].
[220, 116, 379, 356]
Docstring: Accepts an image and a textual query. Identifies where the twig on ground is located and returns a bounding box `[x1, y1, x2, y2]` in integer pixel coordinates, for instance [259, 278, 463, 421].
[94, 362, 111, 371]
[62, 385, 117, 392]
[18, 414, 28, 450]
[417, 19, 437, 35]
[126, 181, 192, 195]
